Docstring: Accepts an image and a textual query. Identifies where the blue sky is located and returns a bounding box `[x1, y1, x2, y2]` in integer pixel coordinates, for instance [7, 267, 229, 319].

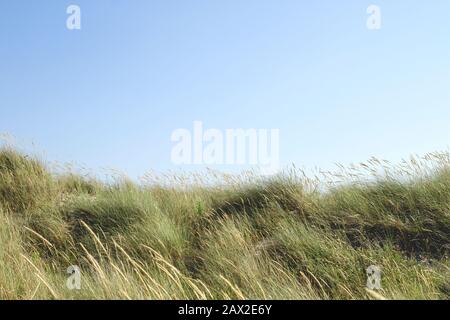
[1, 1, 449, 179]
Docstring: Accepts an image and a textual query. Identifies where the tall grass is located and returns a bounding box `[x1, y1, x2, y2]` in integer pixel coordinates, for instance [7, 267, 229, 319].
[0, 147, 448, 300]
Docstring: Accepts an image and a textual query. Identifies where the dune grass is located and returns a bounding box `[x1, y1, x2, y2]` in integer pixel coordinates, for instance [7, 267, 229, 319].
[0, 147, 448, 300]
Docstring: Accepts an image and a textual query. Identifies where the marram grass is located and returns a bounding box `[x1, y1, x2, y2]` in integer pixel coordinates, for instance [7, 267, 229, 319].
[0, 147, 448, 300]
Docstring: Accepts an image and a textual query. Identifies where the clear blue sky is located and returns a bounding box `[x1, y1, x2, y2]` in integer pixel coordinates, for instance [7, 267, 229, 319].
[1, 1, 449, 179]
